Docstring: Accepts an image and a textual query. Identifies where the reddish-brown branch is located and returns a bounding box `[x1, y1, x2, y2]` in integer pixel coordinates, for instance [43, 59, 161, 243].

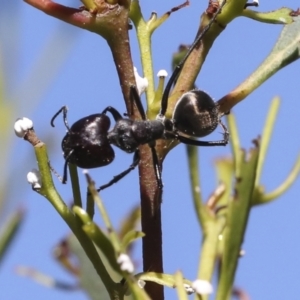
[24, 0, 92, 29]
[24, 0, 137, 114]
[139, 144, 164, 299]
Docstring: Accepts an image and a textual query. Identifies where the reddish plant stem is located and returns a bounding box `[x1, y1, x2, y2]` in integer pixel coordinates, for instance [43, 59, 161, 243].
[106, 19, 165, 300]
[139, 144, 164, 299]
[105, 16, 164, 299]
[24, 0, 92, 28]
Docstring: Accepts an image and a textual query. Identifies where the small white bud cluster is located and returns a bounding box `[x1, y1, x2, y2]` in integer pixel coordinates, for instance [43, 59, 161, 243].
[14, 117, 34, 138]
[117, 253, 134, 274]
[157, 69, 168, 78]
[192, 279, 213, 295]
[134, 67, 148, 96]
[183, 283, 195, 295]
[27, 169, 42, 189]
[137, 279, 146, 289]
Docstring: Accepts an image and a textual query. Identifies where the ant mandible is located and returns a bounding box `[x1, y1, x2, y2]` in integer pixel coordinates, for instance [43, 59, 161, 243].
[51, 0, 229, 193]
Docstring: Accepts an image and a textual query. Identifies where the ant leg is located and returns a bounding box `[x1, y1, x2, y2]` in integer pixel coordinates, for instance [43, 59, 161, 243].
[173, 127, 229, 146]
[48, 162, 64, 183]
[97, 150, 140, 192]
[102, 106, 123, 121]
[148, 142, 163, 192]
[218, 119, 230, 142]
[61, 149, 74, 184]
[244, 1, 258, 8]
[159, 0, 227, 117]
[51, 106, 70, 130]
[130, 85, 147, 120]
[176, 134, 228, 146]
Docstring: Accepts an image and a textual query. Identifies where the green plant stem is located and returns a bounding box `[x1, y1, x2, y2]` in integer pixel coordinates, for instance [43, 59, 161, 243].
[196, 222, 220, 300]
[216, 146, 259, 300]
[85, 173, 121, 253]
[130, 0, 155, 108]
[174, 271, 189, 300]
[226, 113, 241, 177]
[186, 145, 205, 227]
[186, 147, 222, 300]
[218, 17, 300, 113]
[34, 142, 120, 298]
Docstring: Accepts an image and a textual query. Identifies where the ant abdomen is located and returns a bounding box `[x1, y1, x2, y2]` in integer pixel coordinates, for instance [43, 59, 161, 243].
[172, 90, 219, 137]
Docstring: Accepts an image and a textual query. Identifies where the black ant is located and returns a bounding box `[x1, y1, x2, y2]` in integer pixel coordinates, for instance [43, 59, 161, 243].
[51, 0, 229, 193]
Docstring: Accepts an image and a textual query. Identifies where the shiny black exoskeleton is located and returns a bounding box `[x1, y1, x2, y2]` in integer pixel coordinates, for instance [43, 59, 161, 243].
[51, 1, 229, 192]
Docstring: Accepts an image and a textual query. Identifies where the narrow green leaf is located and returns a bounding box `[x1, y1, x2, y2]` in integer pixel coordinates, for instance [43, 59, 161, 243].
[186, 145, 205, 227]
[83, 223, 122, 274]
[148, 1, 190, 34]
[0, 209, 24, 265]
[118, 205, 141, 240]
[214, 158, 234, 208]
[255, 153, 300, 204]
[73, 206, 121, 274]
[85, 173, 121, 253]
[121, 230, 145, 252]
[255, 97, 280, 186]
[216, 144, 259, 300]
[135, 272, 193, 289]
[68, 234, 115, 300]
[242, 7, 294, 24]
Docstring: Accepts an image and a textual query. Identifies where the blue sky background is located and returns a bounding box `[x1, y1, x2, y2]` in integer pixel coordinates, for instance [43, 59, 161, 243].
[1, 0, 300, 299]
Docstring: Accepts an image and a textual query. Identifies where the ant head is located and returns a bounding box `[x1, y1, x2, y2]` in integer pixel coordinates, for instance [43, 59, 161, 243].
[62, 113, 115, 169]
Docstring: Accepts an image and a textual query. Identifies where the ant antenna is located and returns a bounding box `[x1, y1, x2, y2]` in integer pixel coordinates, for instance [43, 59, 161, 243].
[159, 0, 226, 116]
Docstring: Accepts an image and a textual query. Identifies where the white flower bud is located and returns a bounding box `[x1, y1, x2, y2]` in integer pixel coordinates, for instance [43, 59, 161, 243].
[157, 69, 168, 78]
[27, 169, 42, 189]
[192, 279, 213, 295]
[134, 67, 148, 96]
[117, 253, 134, 273]
[14, 117, 33, 137]
[183, 283, 195, 295]
[137, 279, 146, 289]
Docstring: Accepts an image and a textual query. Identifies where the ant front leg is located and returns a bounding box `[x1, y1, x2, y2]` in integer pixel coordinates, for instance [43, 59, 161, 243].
[130, 85, 147, 120]
[97, 150, 140, 192]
